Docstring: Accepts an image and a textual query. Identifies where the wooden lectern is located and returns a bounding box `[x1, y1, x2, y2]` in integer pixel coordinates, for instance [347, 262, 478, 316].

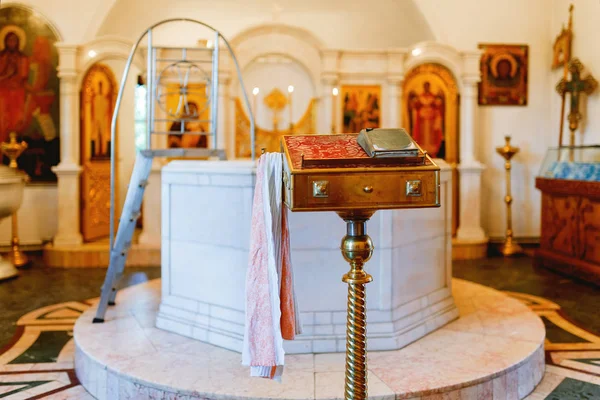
[281, 130, 440, 400]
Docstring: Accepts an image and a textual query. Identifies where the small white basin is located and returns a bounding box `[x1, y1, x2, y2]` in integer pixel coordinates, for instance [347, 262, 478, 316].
[0, 165, 26, 281]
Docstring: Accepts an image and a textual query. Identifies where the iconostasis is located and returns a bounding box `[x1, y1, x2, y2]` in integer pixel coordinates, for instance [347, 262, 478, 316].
[235, 54, 316, 157]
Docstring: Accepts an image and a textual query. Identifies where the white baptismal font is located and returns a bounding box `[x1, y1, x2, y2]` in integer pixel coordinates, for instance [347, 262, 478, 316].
[156, 158, 456, 354]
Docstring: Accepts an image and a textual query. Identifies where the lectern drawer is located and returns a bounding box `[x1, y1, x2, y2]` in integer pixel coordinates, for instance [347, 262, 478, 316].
[289, 171, 439, 211]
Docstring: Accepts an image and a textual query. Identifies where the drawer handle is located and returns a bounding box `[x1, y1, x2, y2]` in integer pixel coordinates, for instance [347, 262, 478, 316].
[312, 180, 329, 197]
[363, 186, 373, 194]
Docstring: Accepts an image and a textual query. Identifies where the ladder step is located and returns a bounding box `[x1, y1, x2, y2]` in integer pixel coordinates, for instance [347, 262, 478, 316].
[120, 242, 132, 256]
[130, 211, 141, 221]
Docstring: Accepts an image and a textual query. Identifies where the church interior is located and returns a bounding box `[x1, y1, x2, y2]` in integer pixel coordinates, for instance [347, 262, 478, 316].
[0, 0, 599, 399]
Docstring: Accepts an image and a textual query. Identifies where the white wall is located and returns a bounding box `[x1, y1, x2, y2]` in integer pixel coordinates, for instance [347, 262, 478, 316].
[415, 0, 555, 238]
[5, 0, 600, 241]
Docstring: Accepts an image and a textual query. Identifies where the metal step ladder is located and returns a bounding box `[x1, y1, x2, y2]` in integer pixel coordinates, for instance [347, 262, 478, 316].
[93, 151, 152, 322]
[93, 18, 255, 323]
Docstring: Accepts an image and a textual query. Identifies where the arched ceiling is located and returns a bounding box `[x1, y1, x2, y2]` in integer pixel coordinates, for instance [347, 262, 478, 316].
[94, 0, 435, 48]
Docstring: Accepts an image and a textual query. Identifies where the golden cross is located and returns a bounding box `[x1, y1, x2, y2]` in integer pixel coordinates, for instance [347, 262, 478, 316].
[556, 58, 598, 133]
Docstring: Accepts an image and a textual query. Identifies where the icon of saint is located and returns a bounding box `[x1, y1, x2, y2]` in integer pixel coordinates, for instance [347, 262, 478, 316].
[168, 101, 207, 148]
[408, 81, 445, 157]
[0, 28, 30, 143]
[91, 81, 110, 157]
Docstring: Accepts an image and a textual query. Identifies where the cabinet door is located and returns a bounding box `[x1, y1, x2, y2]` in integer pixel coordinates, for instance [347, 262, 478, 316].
[578, 197, 600, 264]
[540, 194, 578, 257]
[81, 161, 112, 242]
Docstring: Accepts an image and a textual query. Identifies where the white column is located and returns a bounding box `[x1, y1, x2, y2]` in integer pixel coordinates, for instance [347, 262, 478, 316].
[385, 77, 402, 128]
[52, 44, 83, 246]
[318, 75, 336, 134]
[386, 50, 406, 130]
[319, 50, 339, 134]
[455, 80, 487, 242]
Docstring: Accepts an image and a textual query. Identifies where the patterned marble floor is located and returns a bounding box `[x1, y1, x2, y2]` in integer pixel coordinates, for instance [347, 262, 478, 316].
[0, 286, 598, 398]
[0, 257, 599, 399]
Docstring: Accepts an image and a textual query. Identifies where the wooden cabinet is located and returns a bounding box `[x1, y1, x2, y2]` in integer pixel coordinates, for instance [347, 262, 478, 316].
[534, 177, 600, 285]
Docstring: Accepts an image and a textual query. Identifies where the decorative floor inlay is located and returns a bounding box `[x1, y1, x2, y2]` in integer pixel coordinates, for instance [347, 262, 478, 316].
[0, 300, 93, 399]
[73, 279, 545, 399]
[0, 281, 599, 399]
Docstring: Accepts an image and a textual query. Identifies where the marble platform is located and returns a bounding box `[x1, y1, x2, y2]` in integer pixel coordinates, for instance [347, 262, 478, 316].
[157, 159, 457, 354]
[74, 278, 545, 399]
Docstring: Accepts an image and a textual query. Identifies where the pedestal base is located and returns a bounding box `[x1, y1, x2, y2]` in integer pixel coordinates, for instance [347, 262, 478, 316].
[499, 239, 524, 257]
[9, 244, 30, 268]
[452, 237, 489, 260]
[74, 278, 545, 400]
[43, 230, 160, 268]
[0, 256, 18, 281]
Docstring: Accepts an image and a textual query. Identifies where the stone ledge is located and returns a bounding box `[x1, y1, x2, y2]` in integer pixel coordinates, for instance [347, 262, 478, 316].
[74, 278, 545, 400]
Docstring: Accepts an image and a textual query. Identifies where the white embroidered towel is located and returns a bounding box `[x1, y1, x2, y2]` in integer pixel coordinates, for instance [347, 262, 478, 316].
[242, 153, 301, 381]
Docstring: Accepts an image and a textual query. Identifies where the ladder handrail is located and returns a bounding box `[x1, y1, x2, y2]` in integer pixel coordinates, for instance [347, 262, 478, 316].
[109, 18, 256, 251]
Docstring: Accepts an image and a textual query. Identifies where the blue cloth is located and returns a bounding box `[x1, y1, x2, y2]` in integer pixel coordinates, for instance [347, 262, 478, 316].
[544, 161, 600, 181]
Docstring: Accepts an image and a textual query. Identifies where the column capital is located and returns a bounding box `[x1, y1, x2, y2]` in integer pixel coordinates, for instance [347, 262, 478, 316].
[461, 75, 480, 86]
[321, 49, 340, 76]
[386, 74, 405, 85]
[57, 69, 78, 81]
[320, 72, 338, 87]
[461, 49, 483, 74]
[386, 49, 407, 79]
[461, 78, 479, 97]
[54, 42, 79, 53]
[56, 43, 80, 79]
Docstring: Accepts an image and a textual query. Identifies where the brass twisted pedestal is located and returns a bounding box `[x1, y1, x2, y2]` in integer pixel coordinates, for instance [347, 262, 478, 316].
[495, 136, 522, 257]
[1, 133, 29, 268]
[338, 211, 374, 400]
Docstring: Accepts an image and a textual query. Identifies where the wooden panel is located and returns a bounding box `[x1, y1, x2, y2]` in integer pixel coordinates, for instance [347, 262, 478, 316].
[579, 197, 600, 264]
[80, 161, 111, 242]
[536, 177, 600, 286]
[539, 193, 578, 257]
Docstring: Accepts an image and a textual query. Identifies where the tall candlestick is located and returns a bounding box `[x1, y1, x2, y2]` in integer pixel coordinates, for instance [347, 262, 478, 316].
[252, 87, 259, 128]
[288, 85, 294, 133]
[495, 135, 523, 256]
[332, 87, 339, 133]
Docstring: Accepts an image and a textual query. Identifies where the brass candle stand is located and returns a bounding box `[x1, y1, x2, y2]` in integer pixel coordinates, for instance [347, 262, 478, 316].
[1, 133, 29, 268]
[495, 136, 523, 257]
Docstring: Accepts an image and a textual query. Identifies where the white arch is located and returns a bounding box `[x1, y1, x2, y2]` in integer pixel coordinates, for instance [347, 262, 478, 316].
[230, 23, 323, 86]
[404, 41, 466, 92]
[0, 2, 64, 41]
[76, 36, 145, 88]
